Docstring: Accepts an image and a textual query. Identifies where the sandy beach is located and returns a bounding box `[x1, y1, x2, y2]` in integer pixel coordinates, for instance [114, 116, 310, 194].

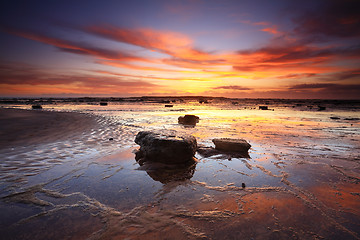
[0, 108, 98, 149]
[0, 100, 359, 240]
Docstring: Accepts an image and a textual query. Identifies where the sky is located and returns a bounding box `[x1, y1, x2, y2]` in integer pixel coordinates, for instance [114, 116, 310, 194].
[0, 0, 359, 99]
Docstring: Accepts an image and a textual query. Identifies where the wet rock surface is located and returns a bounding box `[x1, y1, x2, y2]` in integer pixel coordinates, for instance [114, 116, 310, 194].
[135, 131, 197, 164]
[197, 145, 250, 158]
[212, 138, 251, 153]
[178, 114, 199, 126]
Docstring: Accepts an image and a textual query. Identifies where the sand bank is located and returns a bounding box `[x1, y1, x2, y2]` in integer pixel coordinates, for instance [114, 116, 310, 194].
[0, 108, 98, 149]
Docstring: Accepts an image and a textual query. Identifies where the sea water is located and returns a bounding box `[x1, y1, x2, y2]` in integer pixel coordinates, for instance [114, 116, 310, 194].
[0, 99, 359, 239]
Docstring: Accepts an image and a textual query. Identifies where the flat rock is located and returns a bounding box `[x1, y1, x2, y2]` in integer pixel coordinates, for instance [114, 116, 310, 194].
[135, 130, 197, 164]
[212, 138, 251, 153]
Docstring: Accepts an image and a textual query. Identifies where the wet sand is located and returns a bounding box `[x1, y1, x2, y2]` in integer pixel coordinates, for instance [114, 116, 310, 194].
[0, 102, 359, 239]
[0, 108, 98, 149]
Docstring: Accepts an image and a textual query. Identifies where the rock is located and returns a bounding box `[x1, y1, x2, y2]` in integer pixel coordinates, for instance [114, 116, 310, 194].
[242, 183, 246, 188]
[165, 104, 173, 107]
[32, 104, 42, 109]
[197, 144, 250, 159]
[100, 102, 108, 106]
[178, 115, 199, 126]
[212, 138, 251, 153]
[330, 117, 340, 120]
[259, 106, 268, 110]
[318, 106, 326, 111]
[135, 131, 197, 164]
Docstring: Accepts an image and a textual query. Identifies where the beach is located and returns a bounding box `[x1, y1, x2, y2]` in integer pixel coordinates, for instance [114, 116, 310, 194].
[0, 99, 359, 239]
[0, 108, 97, 149]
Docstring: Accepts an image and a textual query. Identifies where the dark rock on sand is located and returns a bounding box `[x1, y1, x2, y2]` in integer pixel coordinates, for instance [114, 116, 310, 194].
[32, 104, 42, 109]
[165, 104, 173, 107]
[259, 106, 268, 110]
[212, 138, 251, 153]
[135, 131, 197, 164]
[330, 117, 340, 120]
[100, 102, 108, 106]
[178, 115, 199, 126]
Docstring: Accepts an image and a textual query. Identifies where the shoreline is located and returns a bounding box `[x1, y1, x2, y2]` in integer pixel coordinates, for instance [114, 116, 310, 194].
[0, 108, 98, 149]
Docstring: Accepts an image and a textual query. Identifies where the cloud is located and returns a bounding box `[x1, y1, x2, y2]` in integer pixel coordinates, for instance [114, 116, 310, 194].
[289, 83, 337, 90]
[2, 27, 150, 63]
[95, 70, 212, 82]
[288, 83, 360, 96]
[0, 62, 158, 89]
[85, 25, 193, 56]
[277, 73, 317, 79]
[293, 0, 360, 40]
[261, 27, 281, 35]
[213, 85, 252, 91]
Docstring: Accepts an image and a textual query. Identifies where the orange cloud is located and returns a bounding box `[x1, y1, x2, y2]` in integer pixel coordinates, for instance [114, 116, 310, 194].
[261, 26, 281, 35]
[86, 26, 193, 56]
[2, 23, 360, 98]
[0, 62, 160, 96]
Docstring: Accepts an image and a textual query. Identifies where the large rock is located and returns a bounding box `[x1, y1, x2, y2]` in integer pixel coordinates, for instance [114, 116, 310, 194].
[135, 131, 197, 164]
[178, 115, 199, 126]
[212, 138, 251, 153]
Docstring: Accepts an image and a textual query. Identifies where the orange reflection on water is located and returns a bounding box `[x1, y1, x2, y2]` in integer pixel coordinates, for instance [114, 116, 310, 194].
[309, 183, 360, 216]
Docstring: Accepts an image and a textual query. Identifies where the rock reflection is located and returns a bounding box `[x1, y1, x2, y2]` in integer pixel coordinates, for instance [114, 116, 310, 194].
[135, 152, 197, 184]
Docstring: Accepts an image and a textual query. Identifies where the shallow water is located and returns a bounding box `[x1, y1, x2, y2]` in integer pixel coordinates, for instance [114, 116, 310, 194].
[0, 99, 359, 239]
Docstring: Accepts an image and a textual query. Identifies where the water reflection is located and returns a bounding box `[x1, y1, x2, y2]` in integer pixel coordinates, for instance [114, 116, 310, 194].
[136, 159, 197, 184]
[1, 100, 360, 239]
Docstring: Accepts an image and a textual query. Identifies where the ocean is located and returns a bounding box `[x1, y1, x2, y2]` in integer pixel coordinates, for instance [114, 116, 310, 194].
[0, 98, 359, 239]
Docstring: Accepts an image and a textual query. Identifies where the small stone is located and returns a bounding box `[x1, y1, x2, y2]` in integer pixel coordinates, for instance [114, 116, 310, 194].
[32, 104, 42, 109]
[259, 106, 268, 110]
[242, 183, 246, 188]
[109, 138, 114, 141]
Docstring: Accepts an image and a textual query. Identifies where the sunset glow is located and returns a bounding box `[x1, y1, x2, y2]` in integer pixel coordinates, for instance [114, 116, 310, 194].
[0, 0, 359, 99]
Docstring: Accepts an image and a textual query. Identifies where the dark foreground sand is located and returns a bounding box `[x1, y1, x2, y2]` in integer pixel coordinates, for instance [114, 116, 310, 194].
[0, 108, 97, 149]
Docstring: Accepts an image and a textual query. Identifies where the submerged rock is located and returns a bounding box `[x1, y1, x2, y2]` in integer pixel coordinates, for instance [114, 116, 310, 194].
[135, 131, 197, 164]
[178, 115, 199, 126]
[212, 138, 251, 153]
